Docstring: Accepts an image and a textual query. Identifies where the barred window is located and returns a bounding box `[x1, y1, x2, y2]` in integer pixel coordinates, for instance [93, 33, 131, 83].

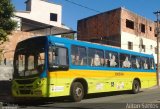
[128, 41, 133, 50]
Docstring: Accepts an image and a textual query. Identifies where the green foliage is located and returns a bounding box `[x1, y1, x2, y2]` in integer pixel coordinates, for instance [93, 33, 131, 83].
[0, 0, 17, 44]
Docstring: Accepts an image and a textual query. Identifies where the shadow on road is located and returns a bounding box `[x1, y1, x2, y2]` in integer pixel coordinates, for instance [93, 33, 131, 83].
[85, 90, 143, 99]
[0, 82, 143, 109]
[3, 90, 143, 108]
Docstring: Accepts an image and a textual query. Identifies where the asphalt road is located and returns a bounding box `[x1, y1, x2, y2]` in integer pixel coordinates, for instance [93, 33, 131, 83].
[1, 87, 160, 109]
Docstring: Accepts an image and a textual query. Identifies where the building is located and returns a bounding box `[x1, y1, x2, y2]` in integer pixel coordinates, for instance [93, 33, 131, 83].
[77, 7, 158, 63]
[15, 0, 73, 35]
[0, 0, 73, 66]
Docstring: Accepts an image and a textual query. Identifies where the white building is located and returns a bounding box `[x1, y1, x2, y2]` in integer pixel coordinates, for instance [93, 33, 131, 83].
[14, 0, 73, 36]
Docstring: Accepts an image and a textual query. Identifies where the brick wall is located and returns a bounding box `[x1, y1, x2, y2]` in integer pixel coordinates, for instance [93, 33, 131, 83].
[121, 8, 156, 40]
[77, 7, 156, 48]
[0, 31, 35, 63]
[77, 8, 121, 47]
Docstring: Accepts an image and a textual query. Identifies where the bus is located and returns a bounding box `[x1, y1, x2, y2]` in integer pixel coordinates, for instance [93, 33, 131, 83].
[12, 36, 157, 102]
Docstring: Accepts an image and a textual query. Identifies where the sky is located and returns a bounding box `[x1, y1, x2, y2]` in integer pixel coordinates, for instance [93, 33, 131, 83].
[11, 0, 160, 31]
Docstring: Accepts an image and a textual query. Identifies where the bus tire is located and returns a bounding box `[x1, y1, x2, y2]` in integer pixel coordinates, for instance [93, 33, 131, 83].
[132, 80, 140, 94]
[70, 82, 84, 102]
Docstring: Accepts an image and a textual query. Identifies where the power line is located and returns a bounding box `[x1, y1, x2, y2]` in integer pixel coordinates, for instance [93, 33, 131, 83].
[64, 0, 100, 13]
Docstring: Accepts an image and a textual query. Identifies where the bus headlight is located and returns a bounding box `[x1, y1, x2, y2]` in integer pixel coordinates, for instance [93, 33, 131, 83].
[34, 78, 45, 88]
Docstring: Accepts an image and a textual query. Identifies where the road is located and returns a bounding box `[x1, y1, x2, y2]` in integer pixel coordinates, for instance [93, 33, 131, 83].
[1, 87, 160, 109]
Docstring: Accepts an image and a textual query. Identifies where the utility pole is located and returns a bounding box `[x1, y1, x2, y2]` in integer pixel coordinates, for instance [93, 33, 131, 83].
[154, 11, 160, 86]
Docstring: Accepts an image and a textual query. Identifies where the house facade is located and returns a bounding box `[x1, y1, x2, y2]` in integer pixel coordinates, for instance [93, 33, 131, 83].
[77, 7, 158, 63]
[0, 0, 73, 66]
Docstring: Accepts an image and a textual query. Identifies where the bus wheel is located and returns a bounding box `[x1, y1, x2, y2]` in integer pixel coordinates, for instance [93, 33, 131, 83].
[132, 80, 140, 94]
[71, 82, 84, 102]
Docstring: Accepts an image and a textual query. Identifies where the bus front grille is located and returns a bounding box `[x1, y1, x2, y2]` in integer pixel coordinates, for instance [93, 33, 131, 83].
[19, 90, 31, 94]
[15, 78, 36, 84]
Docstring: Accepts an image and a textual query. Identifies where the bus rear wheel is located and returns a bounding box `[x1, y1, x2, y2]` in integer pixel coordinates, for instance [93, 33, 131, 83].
[132, 80, 140, 94]
[70, 82, 84, 102]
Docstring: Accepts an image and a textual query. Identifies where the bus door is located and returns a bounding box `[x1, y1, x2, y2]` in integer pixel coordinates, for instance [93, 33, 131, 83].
[48, 46, 70, 96]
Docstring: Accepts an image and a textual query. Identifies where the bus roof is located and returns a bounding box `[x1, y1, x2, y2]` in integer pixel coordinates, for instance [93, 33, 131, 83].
[17, 35, 154, 58]
[47, 35, 153, 58]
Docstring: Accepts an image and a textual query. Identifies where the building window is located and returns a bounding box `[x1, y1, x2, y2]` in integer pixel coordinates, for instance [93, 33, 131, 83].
[126, 19, 134, 29]
[128, 41, 133, 50]
[140, 23, 145, 33]
[149, 26, 152, 31]
[142, 45, 146, 52]
[50, 13, 57, 21]
[26, 0, 31, 11]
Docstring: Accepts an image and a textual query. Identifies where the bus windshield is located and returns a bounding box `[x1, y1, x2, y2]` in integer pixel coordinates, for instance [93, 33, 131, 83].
[13, 37, 46, 77]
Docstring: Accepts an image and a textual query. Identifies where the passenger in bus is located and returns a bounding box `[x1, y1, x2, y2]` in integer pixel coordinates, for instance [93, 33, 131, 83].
[144, 60, 148, 69]
[105, 58, 109, 66]
[109, 55, 117, 67]
[151, 61, 154, 69]
[71, 55, 76, 64]
[135, 59, 140, 68]
[100, 58, 105, 66]
[91, 54, 101, 66]
[122, 56, 131, 68]
[80, 58, 84, 65]
[75, 55, 80, 65]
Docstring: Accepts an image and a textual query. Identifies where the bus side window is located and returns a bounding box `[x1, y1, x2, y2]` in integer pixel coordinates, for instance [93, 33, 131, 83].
[88, 48, 104, 67]
[79, 47, 87, 65]
[150, 58, 155, 69]
[131, 55, 140, 69]
[91, 54, 100, 66]
[105, 51, 118, 67]
[120, 53, 131, 68]
[71, 55, 76, 64]
[141, 57, 150, 70]
[71, 45, 87, 66]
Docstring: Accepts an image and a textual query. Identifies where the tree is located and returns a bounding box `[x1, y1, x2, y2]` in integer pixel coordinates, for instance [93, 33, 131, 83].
[0, 0, 17, 44]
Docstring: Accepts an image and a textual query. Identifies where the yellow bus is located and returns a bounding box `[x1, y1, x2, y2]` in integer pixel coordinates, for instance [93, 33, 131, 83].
[12, 36, 156, 102]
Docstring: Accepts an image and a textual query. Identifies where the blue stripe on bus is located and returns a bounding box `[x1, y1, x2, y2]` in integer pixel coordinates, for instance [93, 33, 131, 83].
[70, 65, 156, 73]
